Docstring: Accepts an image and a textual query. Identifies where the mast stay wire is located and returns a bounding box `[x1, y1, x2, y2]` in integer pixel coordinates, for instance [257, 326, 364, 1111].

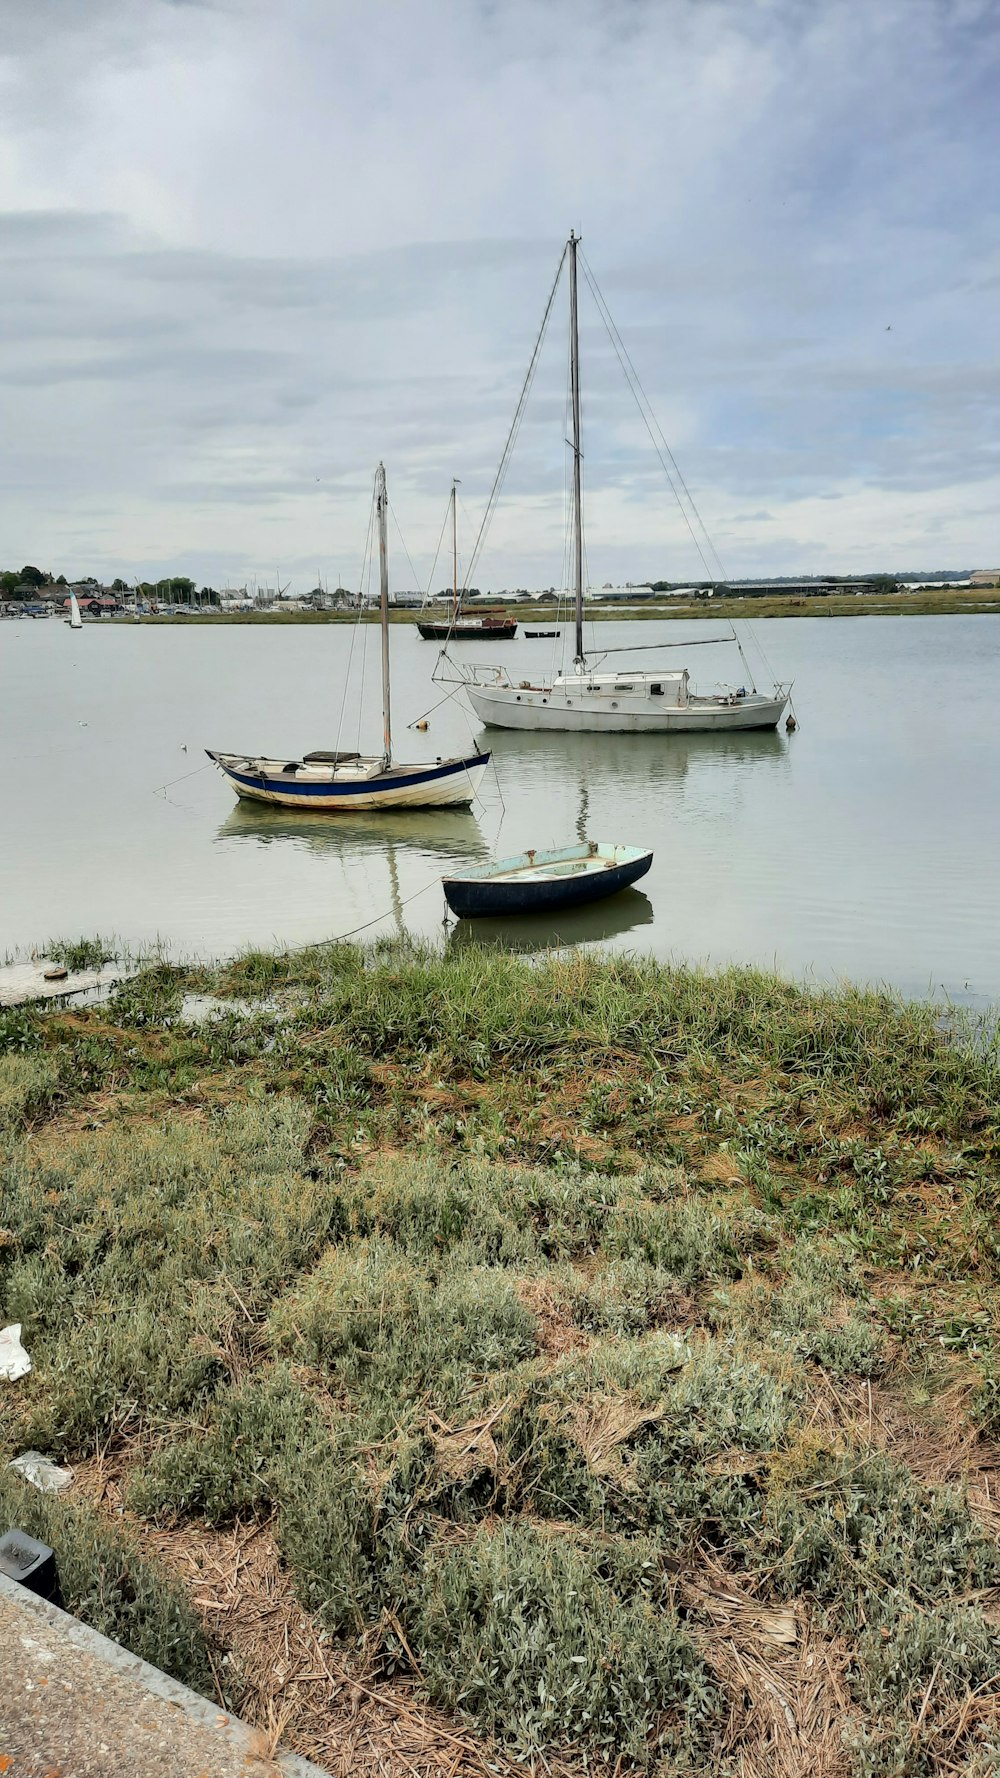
[386, 492, 427, 606]
[459, 243, 568, 598]
[579, 250, 725, 586]
[422, 492, 452, 607]
[579, 250, 783, 697]
[433, 243, 567, 681]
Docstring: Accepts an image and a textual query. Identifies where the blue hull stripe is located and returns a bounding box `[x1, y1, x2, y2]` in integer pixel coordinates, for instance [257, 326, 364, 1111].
[220, 755, 489, 798]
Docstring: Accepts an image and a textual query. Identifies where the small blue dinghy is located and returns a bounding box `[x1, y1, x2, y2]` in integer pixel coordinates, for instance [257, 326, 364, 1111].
[443, 841, 653, 918]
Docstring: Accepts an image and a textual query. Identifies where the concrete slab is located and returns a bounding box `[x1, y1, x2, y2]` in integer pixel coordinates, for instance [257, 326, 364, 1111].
[0, 1570, 331, 1778]
[0, 963, 123, 1009]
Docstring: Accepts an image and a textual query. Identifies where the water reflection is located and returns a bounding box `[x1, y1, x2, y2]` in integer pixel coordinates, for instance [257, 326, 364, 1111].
[215, 802, 489, 861]
[447, 887, 654, 954]
[483, 725, 789, 793]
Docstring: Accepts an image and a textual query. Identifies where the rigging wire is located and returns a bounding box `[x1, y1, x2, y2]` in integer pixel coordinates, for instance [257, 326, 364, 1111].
[462, 242, 568, 593]
[422, 492, 452, 607]
[433, 244, 567, 684]
[386, 490, 425, 603]
[579, 249, 786, 697]
[579, 249, 728, 586]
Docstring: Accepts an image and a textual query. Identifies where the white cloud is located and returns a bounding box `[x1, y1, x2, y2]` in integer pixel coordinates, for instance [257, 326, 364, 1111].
[1, 0, 999, 585]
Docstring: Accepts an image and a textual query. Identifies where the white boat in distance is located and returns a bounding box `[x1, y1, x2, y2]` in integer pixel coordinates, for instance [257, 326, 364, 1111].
[208, 465, 490, 813]
[442, 232, 790, 734]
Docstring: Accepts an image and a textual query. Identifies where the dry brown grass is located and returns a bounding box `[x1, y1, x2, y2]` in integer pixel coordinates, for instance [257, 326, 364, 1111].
[804, 1369, 1000, 1545]
[514, 1277, 591, 1359]
[682, 1556, 857, 1778]
[72, 1456, 550, 1778]
[568, 1394, 667, 1483]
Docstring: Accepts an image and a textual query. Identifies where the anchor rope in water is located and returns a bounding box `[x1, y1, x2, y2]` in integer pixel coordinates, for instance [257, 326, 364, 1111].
[302, 871, 444, 948]
[152, 761, 214, 797]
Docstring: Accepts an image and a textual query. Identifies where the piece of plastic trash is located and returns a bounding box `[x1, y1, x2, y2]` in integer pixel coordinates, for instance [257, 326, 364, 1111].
[0, 1324, 31, 1382]
[9, 1451, 74, 1495]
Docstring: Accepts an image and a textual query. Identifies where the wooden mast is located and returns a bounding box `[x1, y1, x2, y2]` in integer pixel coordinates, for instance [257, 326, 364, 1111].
[376, 462, 392, 764]
[451, 478, 459, 621]
[569, 230, 585, 667]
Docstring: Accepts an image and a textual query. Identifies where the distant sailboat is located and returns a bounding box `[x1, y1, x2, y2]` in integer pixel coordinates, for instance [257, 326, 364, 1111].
[66, 594, 83, 630]
[207, 464, 490, 812]
[416, 480, 517, 641]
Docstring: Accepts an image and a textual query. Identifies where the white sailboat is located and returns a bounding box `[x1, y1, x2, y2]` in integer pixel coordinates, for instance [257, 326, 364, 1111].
[66, 593, 83, 630]
[207, 465, 490, 812]
[440, 232, 790, 734]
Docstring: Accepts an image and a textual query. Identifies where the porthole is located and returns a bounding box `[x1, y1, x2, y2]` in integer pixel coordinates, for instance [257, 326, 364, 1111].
[516, 695, 521, 701]
[611, 700, 619, 709]
[542, 697, 547, 704]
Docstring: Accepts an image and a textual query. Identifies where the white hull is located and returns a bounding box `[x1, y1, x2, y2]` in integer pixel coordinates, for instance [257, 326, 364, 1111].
[208, 750, 489, 812]
[232, 766, 488, 811]
[466, 684, 788, 733]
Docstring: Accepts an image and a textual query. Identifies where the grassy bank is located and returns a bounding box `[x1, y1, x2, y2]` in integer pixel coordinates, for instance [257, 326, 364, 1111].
[2, 944, 999, 1775]
[126, 586, 1000, 624]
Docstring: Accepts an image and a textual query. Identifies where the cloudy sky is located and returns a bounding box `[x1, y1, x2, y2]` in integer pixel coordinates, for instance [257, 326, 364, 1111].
[1, 0, 997, 591]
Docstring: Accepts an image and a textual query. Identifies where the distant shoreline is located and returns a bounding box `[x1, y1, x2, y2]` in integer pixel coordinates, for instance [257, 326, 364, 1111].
[120, 587, 1000, 623]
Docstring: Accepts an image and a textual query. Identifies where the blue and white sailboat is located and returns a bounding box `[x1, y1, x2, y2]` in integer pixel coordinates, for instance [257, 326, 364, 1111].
[208, 465, 490, 813]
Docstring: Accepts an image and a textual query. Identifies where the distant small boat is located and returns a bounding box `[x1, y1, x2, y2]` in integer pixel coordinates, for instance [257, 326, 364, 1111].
[417, 614, 518, 640]
[416, 480, 517, 640]
[67, 594, 83, 630]
[443, 840, 652, 917]
[525, 629, 560, 638]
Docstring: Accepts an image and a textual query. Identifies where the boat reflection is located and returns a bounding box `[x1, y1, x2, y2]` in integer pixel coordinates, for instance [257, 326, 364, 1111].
[446, 886, 654, 954]
[216, 801, 488, 863]
[482, 724, 788, 792]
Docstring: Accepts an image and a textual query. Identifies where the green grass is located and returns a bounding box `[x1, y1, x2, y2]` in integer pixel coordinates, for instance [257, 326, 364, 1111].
[43, 935, 117, 971]
[1, 942, 998, 1772]
[124, 587, 1000, 623]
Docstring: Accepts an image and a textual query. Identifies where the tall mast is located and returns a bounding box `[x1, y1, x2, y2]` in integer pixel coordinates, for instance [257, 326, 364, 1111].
[376, 462, 391, 764]
[569, 230, 585, 667]
[451, 478, 458, 620]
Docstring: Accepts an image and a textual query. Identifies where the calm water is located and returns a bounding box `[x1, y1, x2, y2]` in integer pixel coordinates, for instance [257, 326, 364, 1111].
[2, 615, 998, 1001]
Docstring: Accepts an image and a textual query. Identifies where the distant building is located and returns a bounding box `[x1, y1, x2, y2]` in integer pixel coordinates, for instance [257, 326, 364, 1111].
[970, 570, 1000, 587]
[587, 584, 658, 602]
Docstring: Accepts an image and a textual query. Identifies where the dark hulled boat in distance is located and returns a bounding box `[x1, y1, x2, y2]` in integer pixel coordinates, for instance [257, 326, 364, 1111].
[417, 611, 518, 640]
[416, 480, 517, 638]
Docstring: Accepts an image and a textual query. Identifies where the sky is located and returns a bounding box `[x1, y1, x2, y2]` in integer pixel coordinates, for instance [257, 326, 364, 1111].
[1, 0, 998, 591]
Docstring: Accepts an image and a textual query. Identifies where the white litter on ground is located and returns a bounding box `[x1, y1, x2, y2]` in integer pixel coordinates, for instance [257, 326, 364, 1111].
[9, 1451, 74, 1494]
[0, 1324, 31, 1383]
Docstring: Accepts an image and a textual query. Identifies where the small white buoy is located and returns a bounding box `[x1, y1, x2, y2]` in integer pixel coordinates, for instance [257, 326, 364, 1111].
[181, 743, 188, 752]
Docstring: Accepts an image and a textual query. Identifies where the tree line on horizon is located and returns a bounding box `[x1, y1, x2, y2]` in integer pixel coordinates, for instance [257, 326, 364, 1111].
[0, 566, 220, 603]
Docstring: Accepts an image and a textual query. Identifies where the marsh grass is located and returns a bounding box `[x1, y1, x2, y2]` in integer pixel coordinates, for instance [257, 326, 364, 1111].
[1, 942, 998, 1771]
[43, 935, 117, 971]
[0, 1053, 60, 1129]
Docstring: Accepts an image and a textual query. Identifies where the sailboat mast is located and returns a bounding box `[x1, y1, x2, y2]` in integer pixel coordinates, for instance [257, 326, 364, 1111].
[569, 230, 585, 666]
[376, 462, 392, 764]
[452, 479, 458, 620]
